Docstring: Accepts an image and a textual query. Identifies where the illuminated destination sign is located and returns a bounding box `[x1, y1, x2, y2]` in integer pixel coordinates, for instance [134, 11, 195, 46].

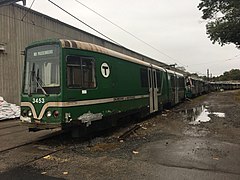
[33, 50, 54, 57]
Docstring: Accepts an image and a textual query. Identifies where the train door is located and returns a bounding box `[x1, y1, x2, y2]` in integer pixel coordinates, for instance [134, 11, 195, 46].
[148, 68, 158, 113]
[175, 75, 179, 104]
[169, 74, 175, 105]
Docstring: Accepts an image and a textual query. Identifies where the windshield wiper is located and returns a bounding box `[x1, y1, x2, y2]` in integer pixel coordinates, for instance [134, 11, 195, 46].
[28, 63, 35, 96]
[35, 69, 49, 96]
[29, 63, 49, 96]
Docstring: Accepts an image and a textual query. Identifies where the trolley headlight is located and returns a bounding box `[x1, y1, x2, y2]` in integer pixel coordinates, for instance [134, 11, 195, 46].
[46, 111, 52, 118]
[27, 110, 32, 117]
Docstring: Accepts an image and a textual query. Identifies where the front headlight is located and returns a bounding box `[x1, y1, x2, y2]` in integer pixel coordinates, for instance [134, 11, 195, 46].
[46, 110, 52, 118]
[27, 110, 32, 117]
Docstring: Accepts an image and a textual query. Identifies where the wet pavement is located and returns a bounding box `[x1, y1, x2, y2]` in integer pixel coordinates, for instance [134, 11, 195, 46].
[0, 166, 64, 180]
[0, 90, 240, 179]
[134, 137, 240, 175]
[179, 105, 227, 125]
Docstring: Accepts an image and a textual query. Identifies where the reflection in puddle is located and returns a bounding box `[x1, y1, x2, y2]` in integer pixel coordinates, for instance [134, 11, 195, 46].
[212, 112, 225, 118]
[180, 106, 225, 125]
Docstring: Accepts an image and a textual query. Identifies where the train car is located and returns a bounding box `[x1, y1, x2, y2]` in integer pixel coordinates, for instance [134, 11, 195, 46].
[209, 82, 218, 91]
[20, 39, 185, 135]
[205, 81, 211, 93]
[185, 76, 205, 98]
[233, 82, 240, 89]
[210, 81, 240, 91]
[166, 70, 185, 105]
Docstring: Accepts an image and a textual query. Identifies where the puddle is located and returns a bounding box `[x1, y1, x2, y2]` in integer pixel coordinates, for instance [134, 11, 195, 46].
[212, 112, 225, 118]
[180, 106, 225, 125]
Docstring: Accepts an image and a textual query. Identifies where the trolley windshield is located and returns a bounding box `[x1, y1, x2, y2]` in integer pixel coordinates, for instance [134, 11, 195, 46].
[23, 44, 60, 95]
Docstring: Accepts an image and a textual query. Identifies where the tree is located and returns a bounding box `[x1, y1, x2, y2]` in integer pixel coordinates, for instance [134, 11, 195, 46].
[212, 69, 240, 81]
[221, 69, 240, 80]
[198, 0, 240, 48]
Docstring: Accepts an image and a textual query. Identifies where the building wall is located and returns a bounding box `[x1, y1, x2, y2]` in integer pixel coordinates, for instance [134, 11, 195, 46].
[0, 4, 168, 105]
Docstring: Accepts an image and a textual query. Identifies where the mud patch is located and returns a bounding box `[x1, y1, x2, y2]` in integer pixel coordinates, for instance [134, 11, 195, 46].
[87, 142, 119, 152]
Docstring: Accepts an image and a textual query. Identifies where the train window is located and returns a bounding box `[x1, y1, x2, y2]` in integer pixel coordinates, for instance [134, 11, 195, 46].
[67, 56, 96, 89]
[180, 77, 185, 88]
[140, 68, 148, 87]
[148, 70, 152, 88]
[153, 71, 157, 88]
[156, 71, 161, 89]
[170, 75, 175, 88]
[81, 58, 96, 88]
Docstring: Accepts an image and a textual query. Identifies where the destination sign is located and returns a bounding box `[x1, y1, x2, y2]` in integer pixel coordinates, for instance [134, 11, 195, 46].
[33, 50, 54, 57]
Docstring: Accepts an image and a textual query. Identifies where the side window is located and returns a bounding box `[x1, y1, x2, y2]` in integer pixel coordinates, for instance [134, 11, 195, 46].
[156, 71, 161, 89]
[180, 77, 185, 88]
[186, 78, 191, 86]
[140, 68, 148, 87]
[67, 56, 96, 89]
[170, 74, 175, 88]
[67, 56, 81, 88]
[81, 58, 96, 88]
[153, 71, 157, 88]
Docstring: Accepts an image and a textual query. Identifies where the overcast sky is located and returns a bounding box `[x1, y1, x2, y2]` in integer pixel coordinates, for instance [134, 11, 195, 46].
[21, 0, 239, 76]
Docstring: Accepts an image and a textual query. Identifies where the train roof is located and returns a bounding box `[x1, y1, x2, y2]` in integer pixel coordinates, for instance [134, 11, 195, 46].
[166, 69, 184, 77]
[187, 76, 204, 81]
[210, 81, 240, 85]
[60, 39, 154, 68]
[27, 38, 181, 74]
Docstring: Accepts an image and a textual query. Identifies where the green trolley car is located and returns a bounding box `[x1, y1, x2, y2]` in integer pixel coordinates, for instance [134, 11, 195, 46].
[20, 39, 185, 134]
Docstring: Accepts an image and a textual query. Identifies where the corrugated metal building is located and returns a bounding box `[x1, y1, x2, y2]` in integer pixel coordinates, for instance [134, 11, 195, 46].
[0, 3, 169, 105]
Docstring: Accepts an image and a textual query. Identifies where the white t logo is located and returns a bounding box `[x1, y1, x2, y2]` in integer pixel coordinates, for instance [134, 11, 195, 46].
[101, 63, 110, 78]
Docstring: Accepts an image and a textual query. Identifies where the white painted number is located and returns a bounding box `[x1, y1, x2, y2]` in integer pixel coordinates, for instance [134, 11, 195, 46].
[32, 98, 45, 104]
[101, 63, 110, 78]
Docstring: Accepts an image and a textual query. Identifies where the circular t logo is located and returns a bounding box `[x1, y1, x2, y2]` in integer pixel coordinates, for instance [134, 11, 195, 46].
[101, 63, 110, 78]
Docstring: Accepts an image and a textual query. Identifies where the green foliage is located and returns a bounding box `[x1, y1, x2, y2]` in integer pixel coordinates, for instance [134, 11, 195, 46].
[198, 0, 240, 48]
[220, 69, 240, 80]
[213, 69, 240, 81]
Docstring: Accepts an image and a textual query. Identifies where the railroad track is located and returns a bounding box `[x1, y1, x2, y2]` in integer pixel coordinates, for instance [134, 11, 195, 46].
[0, 129, 69, 174]
[0, 119, 21, 130]
[15, 145, 68, 168]
[0, 129, 28, 137]
[0, 121, 143, 172]
[0, 124, 20, 131]
[0, 120, 31, 138]
[0, 128, 63, 154]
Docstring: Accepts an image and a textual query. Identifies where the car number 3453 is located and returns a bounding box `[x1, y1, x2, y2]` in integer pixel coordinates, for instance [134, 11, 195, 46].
[32, 98, 45, 104]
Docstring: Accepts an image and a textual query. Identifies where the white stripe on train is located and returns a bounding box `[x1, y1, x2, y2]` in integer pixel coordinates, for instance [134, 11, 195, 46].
[21, 94, 150, 120]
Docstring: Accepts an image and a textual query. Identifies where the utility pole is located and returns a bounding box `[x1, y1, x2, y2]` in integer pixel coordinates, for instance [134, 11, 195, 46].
[207, 69, 210, 81]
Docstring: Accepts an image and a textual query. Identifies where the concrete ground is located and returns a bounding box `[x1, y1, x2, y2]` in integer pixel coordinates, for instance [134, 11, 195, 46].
[0, 90, 240, 180]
